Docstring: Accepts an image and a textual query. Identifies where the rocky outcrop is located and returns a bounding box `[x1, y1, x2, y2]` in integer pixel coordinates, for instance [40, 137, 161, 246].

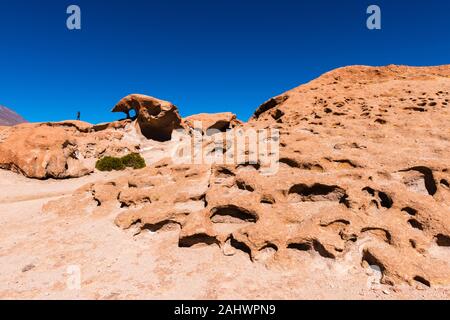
[0, 105, 27, 126]
[112, 94, 183, 141]
[0, 94, 187, 179]
[43, 65, 450, 288]
[184, 112, 242, 134]
[0, 121, 140, 179]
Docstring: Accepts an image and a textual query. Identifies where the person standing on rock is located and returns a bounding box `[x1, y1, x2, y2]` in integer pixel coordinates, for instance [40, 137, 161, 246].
[76, 111, 80, 121]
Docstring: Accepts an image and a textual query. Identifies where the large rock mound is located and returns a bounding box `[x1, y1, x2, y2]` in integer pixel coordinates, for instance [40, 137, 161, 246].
[44, 65, 450, 287]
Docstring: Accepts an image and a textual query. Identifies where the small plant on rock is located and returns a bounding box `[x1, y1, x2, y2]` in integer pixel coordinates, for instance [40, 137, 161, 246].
[95, 156, 126, 171]
[121, 153, 146, 169]
[95, 153, 146, 172]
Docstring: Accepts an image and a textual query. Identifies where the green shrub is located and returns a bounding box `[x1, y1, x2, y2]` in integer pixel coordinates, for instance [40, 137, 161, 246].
[95, 156, 126, 172]
[95, 153, 146, 172]
[121, 153, 146, 169]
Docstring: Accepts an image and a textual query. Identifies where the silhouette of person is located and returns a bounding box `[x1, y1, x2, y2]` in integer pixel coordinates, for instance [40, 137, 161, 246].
[76, 111, 80, 121]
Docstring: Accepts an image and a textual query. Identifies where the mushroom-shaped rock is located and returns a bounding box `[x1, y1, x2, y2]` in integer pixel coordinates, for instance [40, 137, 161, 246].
[184, 112, 242, 134]
[112, 94, 183, 141]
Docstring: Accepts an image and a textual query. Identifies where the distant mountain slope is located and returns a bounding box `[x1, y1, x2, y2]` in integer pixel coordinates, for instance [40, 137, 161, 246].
[0, 105, 27, 126]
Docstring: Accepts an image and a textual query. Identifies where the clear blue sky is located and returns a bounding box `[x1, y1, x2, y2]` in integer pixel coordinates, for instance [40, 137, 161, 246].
[0, 0, 449, 124]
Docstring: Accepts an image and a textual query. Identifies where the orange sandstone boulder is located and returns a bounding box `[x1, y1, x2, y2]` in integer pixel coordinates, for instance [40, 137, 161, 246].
[184, 112, 242, 134]
[112, 94, 183, 141]
[0, 121, 140, 179]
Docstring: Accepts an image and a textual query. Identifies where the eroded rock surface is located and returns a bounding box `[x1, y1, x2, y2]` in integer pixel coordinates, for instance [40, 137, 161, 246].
[27, 65, 450, 287]
[184, 112, 242, 134]
[0, 121, 140, 179]
[112, 94, 183, 141]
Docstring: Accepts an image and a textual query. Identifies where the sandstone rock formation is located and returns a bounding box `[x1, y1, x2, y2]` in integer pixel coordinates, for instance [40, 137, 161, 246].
[184, 112, 242, 134]
[43, 65, 450, 288]
[112, 94, 183, 141]
[0, 121, 140, 179]
[0, 105, 27, 126]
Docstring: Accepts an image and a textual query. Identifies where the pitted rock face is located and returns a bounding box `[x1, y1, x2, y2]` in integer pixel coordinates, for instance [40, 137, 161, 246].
[112, 94, 183, 141]
[43, 156, 450, 287]
[43, 65, 450, 288]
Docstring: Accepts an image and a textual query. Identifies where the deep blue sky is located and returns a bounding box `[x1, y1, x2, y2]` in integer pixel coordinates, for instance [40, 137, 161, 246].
[0, 0, 449, 124]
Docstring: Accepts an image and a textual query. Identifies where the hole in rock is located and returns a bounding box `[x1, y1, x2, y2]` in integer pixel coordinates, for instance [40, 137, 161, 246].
[400, 166, 437, 196]
[129, 219, 142, 228]
[128, 182, 138, 188]
[178, 233, 219, 248]
[339, 194, 351, 208]
[140, 124, 173, 142]
[333, 159, 358, 168]
[436, 234, 450, 247]
[321, 219, 350, 227]
[143, 220, 180, 232]
[129, 109, 137, 119]
[375, 118, 387, 124]
[216, 167, 235, 177]
[255, 243, 278, 262]
[260, 195, 276, 204]
[260, 243, 278, 251]
[207, 147, 226, 156]
[440, 179, 449, 188]
[361, 250, 385, 272]
[401, 207, 417, 216]
[362, 187, 376, 196]
[93, 198, 101, 206]
[313, 240, 335, 259]
[236, 162, 261, 170]
[378, 192, 393, 208]
[287, 242, 312, 251]
[361, 228, 392, 243]
[236, 180, 255, 192]
[206, 121, 232, 134]
[271, 109, 285, 120]
[210, 205, 258, 223]
[363, 188, 393, 209]
[253, 95, 289, 119]
[413, 276, 431, 287]
[288, 184, 347, 202]
[230, 237, 252, 259]
[408, 219, 424, 230]
[143, 104, 161, 116]
[279, 158, 301, 168]
[404, 107, 426, 112]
